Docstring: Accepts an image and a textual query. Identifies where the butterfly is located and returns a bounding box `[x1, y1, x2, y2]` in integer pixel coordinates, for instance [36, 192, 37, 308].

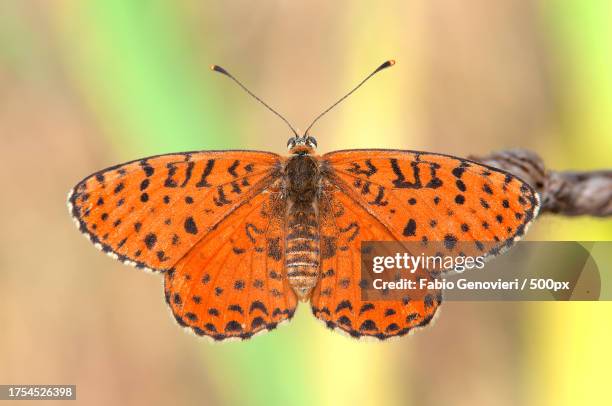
[68, 61, 539, 341]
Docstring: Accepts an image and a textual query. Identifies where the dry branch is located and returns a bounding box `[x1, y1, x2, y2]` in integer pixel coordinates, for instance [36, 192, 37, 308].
[470, 149, 612, 217]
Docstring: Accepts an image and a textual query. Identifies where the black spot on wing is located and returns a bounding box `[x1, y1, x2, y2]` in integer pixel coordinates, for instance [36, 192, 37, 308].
[321, 236, 337, 260]
[140, 160, 154, 177]
[249, 300, 268, 315]
[403, 219, 417, 236]
[359, 303, 375, 315]
[337, 316, 352, 327]
[213, 186, 232, 206]
[452, 167, 465, 178]
[228, 304, 244, 314]
[227, 160, 240, 178]
[144, 233, 157, 250]
[245, 223, 264, 243]
[225, 321, 243, 333]
[369, 186, 389, 206]
[196, 159, 215, 187]
[444, 234, 457, 250]
[251, 317, 265, 329]
[346, 159, 377, 177]
[335, 300, 353, 313]
[180, 161, 194, 187]
[339, 222, 360, 242]
[266, 237, 282, 261]
[359, 320, 378, 332]
[184, 217, 198, 234]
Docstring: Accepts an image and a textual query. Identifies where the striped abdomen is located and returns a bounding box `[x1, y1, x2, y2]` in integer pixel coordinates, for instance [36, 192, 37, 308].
[286, 204, 320, 300]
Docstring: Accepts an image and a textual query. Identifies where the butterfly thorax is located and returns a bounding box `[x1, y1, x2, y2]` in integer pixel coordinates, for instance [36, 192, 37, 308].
[284, 154, 321, 300]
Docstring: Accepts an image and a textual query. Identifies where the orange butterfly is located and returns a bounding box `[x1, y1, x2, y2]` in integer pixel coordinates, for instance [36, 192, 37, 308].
[68, 61, 539, 341]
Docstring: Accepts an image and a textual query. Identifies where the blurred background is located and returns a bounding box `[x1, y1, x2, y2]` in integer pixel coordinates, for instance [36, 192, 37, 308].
[1, 1, 611, 405]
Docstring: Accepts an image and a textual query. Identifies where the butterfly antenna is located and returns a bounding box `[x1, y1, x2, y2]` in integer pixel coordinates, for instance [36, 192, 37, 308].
[303, 59, 395, 137]
[211, 65, 300, 137]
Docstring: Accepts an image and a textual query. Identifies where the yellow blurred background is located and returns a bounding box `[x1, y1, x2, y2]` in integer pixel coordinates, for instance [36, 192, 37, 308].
[1, 1, 610, 405]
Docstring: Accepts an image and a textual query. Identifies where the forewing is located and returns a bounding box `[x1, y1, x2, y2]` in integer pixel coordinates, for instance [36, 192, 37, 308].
[164, 186, 298, 341]
[323, 149, 539, 253]
[68, 151, 281, 272]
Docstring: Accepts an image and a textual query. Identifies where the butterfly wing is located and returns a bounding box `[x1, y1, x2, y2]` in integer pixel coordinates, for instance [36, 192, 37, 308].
[322, 149, 539, 251]
[164, 184, 298, 341]
[68, 151, 281, 272]
[311, 149, 539, 339]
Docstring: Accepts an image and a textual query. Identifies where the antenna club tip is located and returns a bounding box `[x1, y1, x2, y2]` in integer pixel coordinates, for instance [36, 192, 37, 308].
[211, 64, 228, 75]
[374, 60, 396, 73]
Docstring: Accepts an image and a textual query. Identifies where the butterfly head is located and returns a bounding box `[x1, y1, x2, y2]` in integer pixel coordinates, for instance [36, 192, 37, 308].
[287, 135, 317, 155]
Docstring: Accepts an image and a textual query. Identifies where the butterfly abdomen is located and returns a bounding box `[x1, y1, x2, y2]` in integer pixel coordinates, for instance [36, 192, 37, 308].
[286, 205, 320, 300]
[284, 155, 321, 300]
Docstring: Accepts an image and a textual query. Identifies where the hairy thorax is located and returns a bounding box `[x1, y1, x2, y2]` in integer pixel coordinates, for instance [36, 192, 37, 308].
[284, 155, 321, 300]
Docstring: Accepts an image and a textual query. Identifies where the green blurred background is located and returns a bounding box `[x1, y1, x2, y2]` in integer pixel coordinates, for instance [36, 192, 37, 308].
[1, 1, 611, 405]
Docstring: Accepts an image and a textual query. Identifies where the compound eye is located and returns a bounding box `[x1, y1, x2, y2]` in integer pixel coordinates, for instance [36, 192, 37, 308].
[306, 136, 317, 148]
[287, 138, 296, 149]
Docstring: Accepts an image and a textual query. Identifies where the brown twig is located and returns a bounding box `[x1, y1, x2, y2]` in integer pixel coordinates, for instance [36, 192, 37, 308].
[469, 149, 612, 217]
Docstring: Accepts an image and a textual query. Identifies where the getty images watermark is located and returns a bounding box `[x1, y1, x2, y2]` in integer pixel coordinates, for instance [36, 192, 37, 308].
[360, 241, 606, 301]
